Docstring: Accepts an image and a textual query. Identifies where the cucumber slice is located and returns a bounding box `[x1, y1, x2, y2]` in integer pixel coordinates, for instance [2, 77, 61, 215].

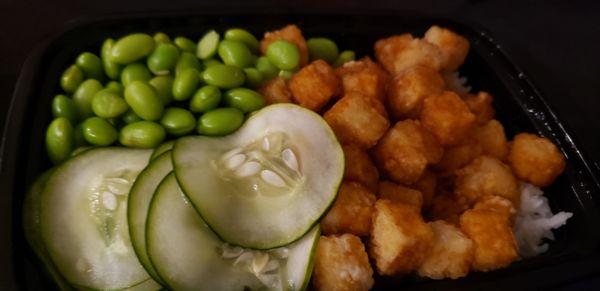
[128, 150, 173, 283]
[146, 173, 319, 290]
[197, 30, 220, 60]
[40, 148, 157, 290]
[173, 104, 343, 248]
[150, 140, 174, 160]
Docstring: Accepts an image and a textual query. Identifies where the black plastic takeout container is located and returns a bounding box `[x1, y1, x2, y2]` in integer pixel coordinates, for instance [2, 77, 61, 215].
[2, 12, 600, 290]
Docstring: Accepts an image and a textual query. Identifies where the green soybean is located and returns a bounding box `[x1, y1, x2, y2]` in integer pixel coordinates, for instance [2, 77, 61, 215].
[160, 107, 196, 136]
[175, 52, 202, 75]
[46, 117, 74, 164]
[224, 88, 265, 112]
[119, 121, 166, 148]
[266, 40, 300, 70]
[202, 64, 245, 89]
[190, 85, 221, 113]
[307, 37, 339, 64]
[76, 52, 104, 81]
[224, 28, 259, 52]
[197, 107, 244, 136]
[92, 89, 128, 118]
[101, 39, 122, 80]
[147, 43, 180, 75]
[73, 123, 86, 147]
[197, 30, 220, 60]
[149, 75, 174, 105]
[122, 110, 142, 124]
[256, 56, 279, 80]
[73, 79, 103, 119]
[105, 81, 124, 95]
[153, 32, 171, 44]
[202, 59, 222, 67]
[217, 40, 253, 68]
[70, 146, 92, 157]
[278, 70, 294, 80]
[60, 65, 84, 94]
[109, 33, 155, 64]
[107, 117, 121, 127]
[243, 68, 263, 88]
[172, 69, 201, 101]
[174, 36, 197, 53]
[121, 63, 151, 86]
[51, 94, 78, 125]
[124, 81, 164, 121]
[81, 117, 117, 146]
[333, 50, 356, 68]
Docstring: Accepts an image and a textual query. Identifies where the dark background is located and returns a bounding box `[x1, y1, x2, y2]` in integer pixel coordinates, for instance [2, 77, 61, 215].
[1, 0, 599, 289]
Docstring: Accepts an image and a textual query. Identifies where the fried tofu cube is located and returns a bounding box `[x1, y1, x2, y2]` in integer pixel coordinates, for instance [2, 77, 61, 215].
[260, 24, 309, 66]
[473, 195, 516, 224]
[372, 120, 443, 184]
[455, 155, 520, 206]
[374, 34, 444, 75]
[258, 77, 292, 104]
[336, 57, 389, 101]
[428, 192, 471, 225]
[414, 170, 437, 209]
[424, 26, 470, 72]
[459, 209, 518, 272]
[289, 60, 341, 112]
[342, 144, 379, 192]
[420, 91, 476, 146]
[464, 91, 495, 125]
[313, 234, 374, 291]
[474, 119, 508, 160]
[321, 181, 376, 236]
[370, 200, 434, 275]
[324, 93, 389, 149]
[386, 65, 445, 119]
[434, 136, 483, 173]
[378, 181, 423, 209]
[508, 133, 566, 187]
[417, 220, 474, 279]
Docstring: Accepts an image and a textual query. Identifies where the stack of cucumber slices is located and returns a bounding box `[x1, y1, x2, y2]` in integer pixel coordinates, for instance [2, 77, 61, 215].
[23, 104, 344, 291]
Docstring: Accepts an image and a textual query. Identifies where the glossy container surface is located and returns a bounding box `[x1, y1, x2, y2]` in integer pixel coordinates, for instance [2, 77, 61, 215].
[1, 13, 599, 290]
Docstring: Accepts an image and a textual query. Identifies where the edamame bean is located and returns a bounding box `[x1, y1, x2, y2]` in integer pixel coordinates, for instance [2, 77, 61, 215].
[60, 65, 84, 93]
[105, 81, 124, 95]
[154, 32, 171, 44]
[333, 50, 356, 68]
[124, 81, 164, 121]
[174, 36, 197, 53]
[92, 89, 129, 118]
[73, 123, 86, 146]
[109, 33, 155, 64]
[73, 79, 103, 119]
[122, 110, 142, 124]
[121, 63, 151, 86]
[224, 28, 259, 52]
[107, 117, 121, 127]
[224, 88, 265, 112]
[197, 30, 220, 60]
[160, 107, 196, 136]
[243, 68, 263, 88]
[147, 43, 180, 75]
[149, 75, 174, 105]
[307, 37, 339, 64]
[202, 58, 222, 67]
[189, 85, 221, 113]
[172, 69, 201, 101]
[217, 40, 253, 68]
[81, 117, 117, 146]
[197, 107, 244, 136]
[46, 117, 74, 164]
[266, 40, 300, 70]
[119, 121, 166, 148]
[175, 52, 202, 75]
[202, 64, 245, 89]
[255, 56, 279, 80]
[76, 52, 104, 81]
[51, 94, 78, 125]
[278, 70, 294, 80]
[101, 39, 122, 80]
[70, 146, 91, 157]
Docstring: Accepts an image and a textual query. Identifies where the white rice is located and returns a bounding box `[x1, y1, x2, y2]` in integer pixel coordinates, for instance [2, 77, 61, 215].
[443, 71, 472, 96]
[513, 183, 573, 258]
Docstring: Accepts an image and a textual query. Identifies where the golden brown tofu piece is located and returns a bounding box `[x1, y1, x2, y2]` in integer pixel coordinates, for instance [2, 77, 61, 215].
[460, 209, 518, 272]
[374, 34, 444, 75]
[386, 65, 445, 119]
[313, 234, 374, 291]
[324, 94, 389, 149]
[507, 133, 566, 187]
[417, 220, 474, 279]
[378, 181, 423, 209]
[473, 195, 516, 224]
[336, 57, 389, 101]
[370, 200, 434, 275]
[342, 144, 379, 192]
[428, 192, 471, 225]
[464, 91, 495, 125]
[260, 24, 309, 66]
[414, 170, 437, 209]
[424, 26, 470, 72]
[258, 77, 292, 104]
[372, 120, 443, 184]
[455, 155, 520, 206]
[321, 181, 376, 236]
[434, 136, 483, 173]
[474, 120, 508, 160]
[421, 91, 476, 146]
[289, 60, 341, 112]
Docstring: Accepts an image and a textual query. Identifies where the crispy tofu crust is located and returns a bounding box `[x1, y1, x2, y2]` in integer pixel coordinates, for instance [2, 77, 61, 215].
[378, 181, 424, 209]
[464, 91, 496, 125]
[424, 25, 470, 72]
[289, 60, 341, 112]
[386, 65, 445, 119]
[258, 77, 293, 104]
[508, 133, 566, 187]
[474, 119, 509, 161]
[414, 170, 438, 210]
[343, 144, 380, 192]
[374, 34, 444, 75]
[455, 155, 520, 206]
[420, 91, 476, 146]
[336, 57, 389, 102]
[434, 136, 483, 173]
[321, 181, 377, 236]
